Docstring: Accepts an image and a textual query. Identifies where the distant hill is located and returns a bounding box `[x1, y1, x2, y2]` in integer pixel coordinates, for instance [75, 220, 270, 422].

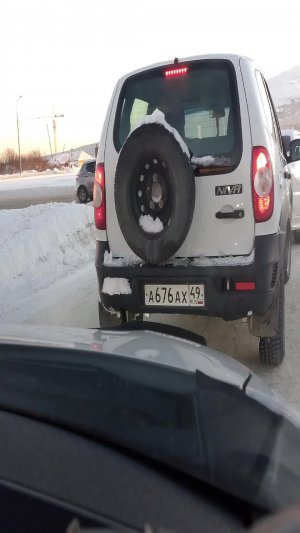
[45, 142, 98, 163]
[268, 66, 300, 130]
[73, 142, 98, 158]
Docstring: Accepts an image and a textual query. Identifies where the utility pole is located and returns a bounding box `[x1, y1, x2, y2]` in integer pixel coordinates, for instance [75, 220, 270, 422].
[16, 95, 22, 174]
[46, 124, 52, 155]
[29, 108, 64, 154]
[52, 106, 64, 154]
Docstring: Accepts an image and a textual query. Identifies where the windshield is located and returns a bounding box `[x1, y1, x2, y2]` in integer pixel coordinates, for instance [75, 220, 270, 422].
[115, 60, 242, 169]
[1, 0, 300, 525]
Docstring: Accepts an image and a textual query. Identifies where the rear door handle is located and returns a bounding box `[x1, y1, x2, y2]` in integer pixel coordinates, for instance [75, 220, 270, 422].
[216, 209, 244, 219]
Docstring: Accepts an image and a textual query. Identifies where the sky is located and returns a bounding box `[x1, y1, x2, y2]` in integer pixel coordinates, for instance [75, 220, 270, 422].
[2, 0, 300, 155]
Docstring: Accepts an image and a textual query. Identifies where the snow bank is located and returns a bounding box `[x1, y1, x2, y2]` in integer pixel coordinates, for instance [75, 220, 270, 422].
[102, 277, 131, 295]
[0, 166, 79, 181]
[139, 214, 163, 233]
[0, 203, 95, 322]
[135, 109, 190, 157]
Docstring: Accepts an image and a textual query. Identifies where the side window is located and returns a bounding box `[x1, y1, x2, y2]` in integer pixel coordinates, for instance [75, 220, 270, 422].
[256, 71, 274, 136]
[263, 77, 284, 152]
[86, 161, 95, 173]
[130, 98, 149, 131]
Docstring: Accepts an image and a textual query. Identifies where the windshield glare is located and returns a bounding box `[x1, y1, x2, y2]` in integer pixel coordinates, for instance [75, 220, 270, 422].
[1, 1, 300, 523]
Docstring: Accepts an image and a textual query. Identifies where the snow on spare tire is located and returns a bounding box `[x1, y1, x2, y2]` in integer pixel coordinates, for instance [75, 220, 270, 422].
[114, 110, 195, 264]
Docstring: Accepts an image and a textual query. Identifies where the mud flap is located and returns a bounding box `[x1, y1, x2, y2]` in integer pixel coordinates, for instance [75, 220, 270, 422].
[248, 287, 280, 338]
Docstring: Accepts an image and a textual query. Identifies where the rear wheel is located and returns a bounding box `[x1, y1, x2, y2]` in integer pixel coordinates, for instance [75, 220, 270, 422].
[294, 230, 300, 243]
[77, 185, 88, 204]
[259, 271, 285, 366]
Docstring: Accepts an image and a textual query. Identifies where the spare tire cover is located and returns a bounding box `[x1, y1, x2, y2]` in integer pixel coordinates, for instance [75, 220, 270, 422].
[114, 123, 195, 264]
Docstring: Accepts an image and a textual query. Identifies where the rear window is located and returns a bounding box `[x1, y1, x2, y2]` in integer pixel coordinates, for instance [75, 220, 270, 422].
[114, 60, 242, 172]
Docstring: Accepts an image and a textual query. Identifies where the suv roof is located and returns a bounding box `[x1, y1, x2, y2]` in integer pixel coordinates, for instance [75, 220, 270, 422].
[119, 54, 255, 81]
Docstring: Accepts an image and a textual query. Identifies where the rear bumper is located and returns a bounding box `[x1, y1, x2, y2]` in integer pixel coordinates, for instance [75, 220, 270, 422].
[95, 234, 283, 321]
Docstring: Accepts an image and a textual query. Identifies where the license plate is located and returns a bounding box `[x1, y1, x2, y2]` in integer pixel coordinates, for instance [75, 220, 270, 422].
[144, 284, 205, 307]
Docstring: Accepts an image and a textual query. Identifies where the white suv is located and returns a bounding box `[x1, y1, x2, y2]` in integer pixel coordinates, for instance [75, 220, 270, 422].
[94, 54, 292, 365]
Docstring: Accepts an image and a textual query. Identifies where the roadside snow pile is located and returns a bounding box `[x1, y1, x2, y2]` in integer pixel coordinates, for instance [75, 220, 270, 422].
[139, 214, 163, 233]
[0, 166, 79, 181]
[0, 203, 95, 322]
[102, 277, 131, 295]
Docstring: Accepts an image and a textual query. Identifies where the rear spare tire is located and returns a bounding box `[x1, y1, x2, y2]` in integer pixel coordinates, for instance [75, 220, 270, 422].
[114, 123, 195, 264]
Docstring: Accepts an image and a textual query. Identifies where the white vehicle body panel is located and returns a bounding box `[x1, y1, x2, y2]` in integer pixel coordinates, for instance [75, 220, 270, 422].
[97, 53, 290, 260]
[102, 55, 257, 258]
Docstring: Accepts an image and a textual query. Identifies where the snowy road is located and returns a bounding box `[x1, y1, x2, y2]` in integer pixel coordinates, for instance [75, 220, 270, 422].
[1, 201, 300, 411]
[16, 248, 300, 411]
[0, 172, 76, 208]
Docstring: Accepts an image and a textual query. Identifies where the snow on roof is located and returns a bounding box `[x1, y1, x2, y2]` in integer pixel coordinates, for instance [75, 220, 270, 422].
[46, 150, 91, 166]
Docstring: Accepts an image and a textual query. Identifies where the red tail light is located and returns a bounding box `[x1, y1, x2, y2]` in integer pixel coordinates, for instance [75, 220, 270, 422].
[235, 281, 256, 291]
[164, 66, 188, 77]
[252, 147, 274, 222]
[94, 163, 106, 230]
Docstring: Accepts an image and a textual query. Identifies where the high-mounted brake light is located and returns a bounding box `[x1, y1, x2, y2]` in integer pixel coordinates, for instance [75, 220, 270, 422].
[252, 147, 274, 223]
[94, 163, 106, 230]
[164, 66, 188, 78]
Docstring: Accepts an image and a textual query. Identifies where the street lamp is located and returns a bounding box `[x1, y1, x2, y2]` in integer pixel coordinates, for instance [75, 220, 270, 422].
[16, 95, 22, 175]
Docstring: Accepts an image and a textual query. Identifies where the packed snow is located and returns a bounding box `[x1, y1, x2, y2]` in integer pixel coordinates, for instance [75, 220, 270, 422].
[191, 155, 215, 166]
[0, 203, 95, 323]
[135, 109, 190, 157]
[103, 250, 141, 267]
[139, 214, 164, 233]
[191, 155, 231, 167]
[102, 277, 131, 295]
[103, 248, 254, 268]
[165, 251, 255, 267]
